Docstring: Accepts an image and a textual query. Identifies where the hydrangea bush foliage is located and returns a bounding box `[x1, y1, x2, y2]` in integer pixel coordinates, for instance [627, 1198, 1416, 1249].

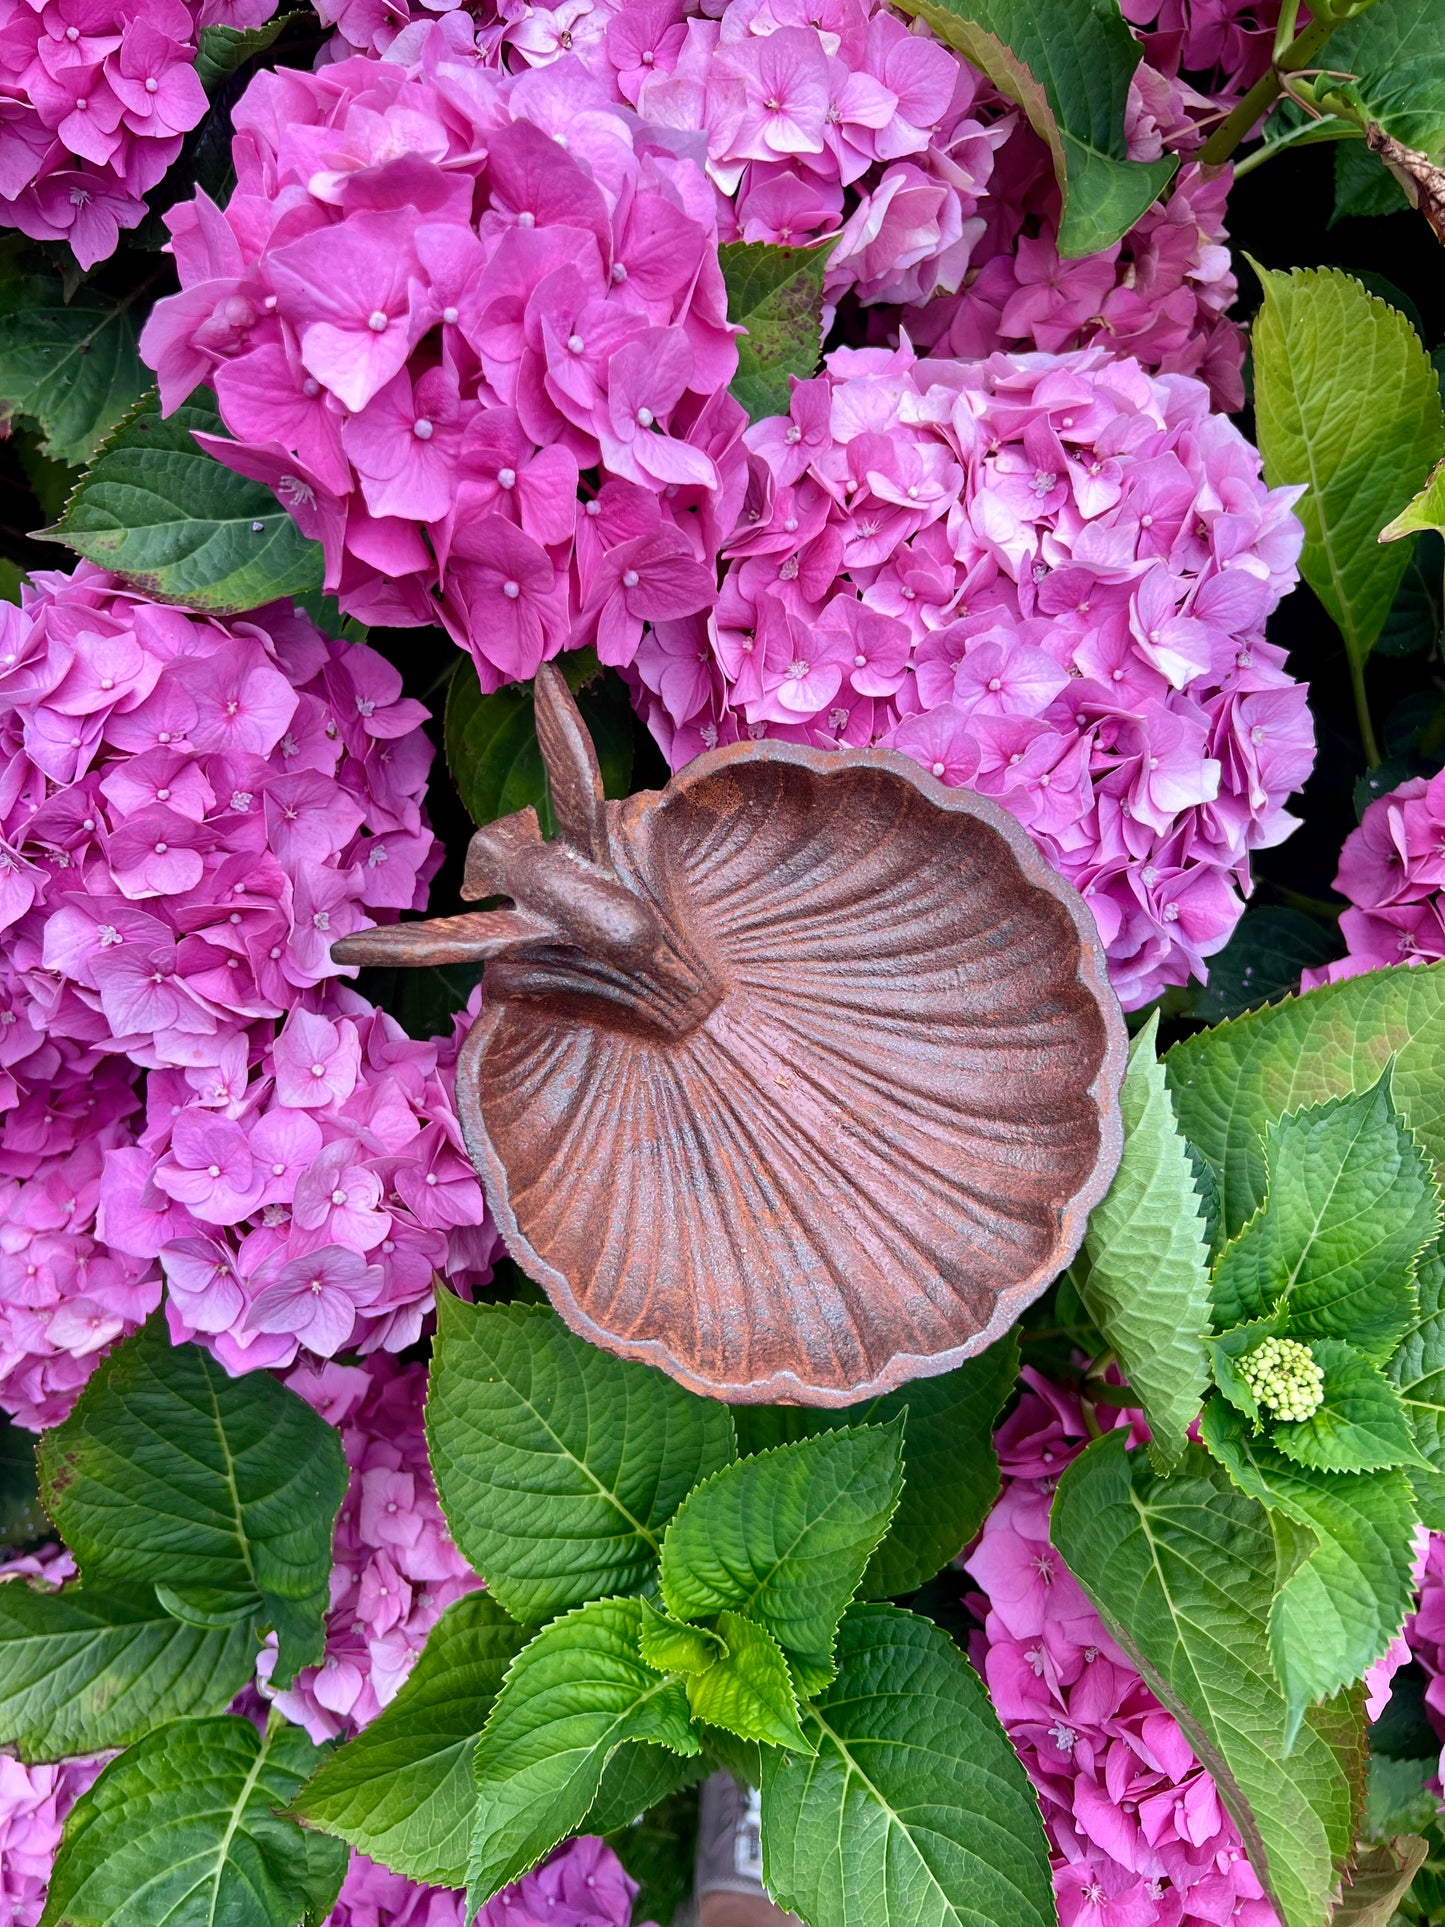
[2, 0, 1445, 1924]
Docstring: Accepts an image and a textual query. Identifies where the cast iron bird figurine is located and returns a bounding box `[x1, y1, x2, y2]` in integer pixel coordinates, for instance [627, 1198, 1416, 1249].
[333, 664, 1126, 1405]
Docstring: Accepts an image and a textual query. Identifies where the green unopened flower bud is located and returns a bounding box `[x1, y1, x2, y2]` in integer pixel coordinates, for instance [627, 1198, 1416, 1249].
[1237, 1335, 1325, 1423]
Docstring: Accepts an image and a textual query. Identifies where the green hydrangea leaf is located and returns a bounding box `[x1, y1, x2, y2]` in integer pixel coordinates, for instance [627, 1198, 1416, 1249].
[1382, 457, 1445, 541]
[0, 264, 144, 467]
[193, 13, 289, 89]
[1199, 1398, 1418, 1742]
[444, 652, 634, 833]
[1165, 962, 1445, 1243]
[1332, 1835, 1432, 1926]
[0, 1581, 255, 1764]
[584, 1742, 706, 1835]
[718, 240, 831, 422]
[685, 1613, 812, 1753]
[1205, 1075, 1436, 1360]
[0, 1419, 48, 1551]
[636, 1603, 724, 1677]
[36, 1318, 346, 1688]
[1188, 907, 1344, 1023]
[426, 1297, 735, 1625]
[1252, 265, 1444, 673]
[659, 1419, 903, 1677]
[888, 0, 1175, 258]
[1073, 1013, 1210, 1469]
[40, 1715, 346, 1927]
[45, 391, 325, 613]
[1391, 1237, 1445, 1469]
[1324, 0, 1445, 165]
[1206, 1315, 1286, 1424]
[467, 1597, 700, 1909]
[1052, 1432, 1362, 1927]
[1272, 1340, 1426, 1474]
[290, 1592, 529, 1890]
[760, 1602, 1054, 1927]
[731, 1336, 1015, 1597]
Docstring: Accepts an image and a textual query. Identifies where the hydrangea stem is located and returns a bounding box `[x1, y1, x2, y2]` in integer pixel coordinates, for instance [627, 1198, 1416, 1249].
[1349, 653, 1382, 767]
[1199, 13, 1344, 167]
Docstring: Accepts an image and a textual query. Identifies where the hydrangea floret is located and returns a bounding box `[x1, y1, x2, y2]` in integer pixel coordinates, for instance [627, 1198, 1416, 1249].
[631, 339, 1314, 1006]
[1303, 769, 1445, 987]
[1237, 1335, 1325, 1423]
[0, 0, 278, 266]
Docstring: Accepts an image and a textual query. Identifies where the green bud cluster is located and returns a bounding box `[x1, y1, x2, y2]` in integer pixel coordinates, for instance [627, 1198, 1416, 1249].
[1238, 1336, 1325, 1422]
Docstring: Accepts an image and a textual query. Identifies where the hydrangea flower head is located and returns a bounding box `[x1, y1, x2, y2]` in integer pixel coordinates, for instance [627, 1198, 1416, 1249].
[1238, 1335, 1324, 1422]
[968, 1370, 1282, 1927]
[0, 0, 277, 266]
[633, 341, 1314, 1008]
[1302, 770, 1445, 987]
[140, 18, 745, 688]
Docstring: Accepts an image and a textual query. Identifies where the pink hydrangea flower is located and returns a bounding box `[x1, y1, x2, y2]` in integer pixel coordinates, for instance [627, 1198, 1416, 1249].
[0, 0, 278, 267]
[967, 1372, 1282, 1927]
[0, 565, 496, 1389]
[476, 1836, 646, 1926]
[139, 18, 745, 688]
[0, 1749, 107, 1925]
[256, 1353, 482, 1740]
[1302, 771, 1445, 988]
[632, 342, 1314, 1008]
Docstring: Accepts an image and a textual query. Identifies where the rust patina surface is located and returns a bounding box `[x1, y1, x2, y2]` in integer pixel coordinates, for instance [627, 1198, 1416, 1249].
[334, 664, 1127, 1405]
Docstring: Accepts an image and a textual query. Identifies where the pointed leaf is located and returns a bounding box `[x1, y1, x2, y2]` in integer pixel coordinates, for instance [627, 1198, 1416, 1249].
[40, 1716, 347, 1927]
[1332, 1835, 1430, 1925]
[1199, 1399, 1418, 1740]
[1074, 1013, 1210, 1468]
[659, 1420, 903, 1675]
[760, 1602, 1054, 1927]
[686, 1614, 812, 1753]
[468, 1596, 700, 1908]
[1391, 1237, 1445, 1468]
[1206, 1076, 1436, 1360]
[1252, 266, 1444, 669]
[636, 1603, 724, 1676]
[36, 1318, 346, 1687]
[1205, 1315, 1284, 1424]
[0, 265, 144, 467]
[1382, 457, 1445, 541]
[444, 652, 634, 834]
[0, 1581, 254, 1764]
[1052, 1432, 1363, 1927]
[193, 13, 290, 89]
[585, 1743, 706, 1835]
[719, 241, 831, 422]
[46, 391, 325, 613]
[732, 1337, 1015, 1598]
[1273, 1341, 1424, 1474]
[1165, 963, 1445, 1242]
[426, 1298, 735, 1625]
[889, 0, 1176, 257]
[291, 1592, 529, 1889]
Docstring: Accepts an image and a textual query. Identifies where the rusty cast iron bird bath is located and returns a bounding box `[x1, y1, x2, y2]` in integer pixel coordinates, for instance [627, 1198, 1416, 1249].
[332, 664, 1126, 1406]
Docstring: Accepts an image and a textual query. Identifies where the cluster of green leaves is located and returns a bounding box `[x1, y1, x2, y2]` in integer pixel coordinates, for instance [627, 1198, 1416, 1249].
[291, 1294, 1040, 1927]
[0, 1320, 351, 1926]
[1045, 960, 1445, 1927]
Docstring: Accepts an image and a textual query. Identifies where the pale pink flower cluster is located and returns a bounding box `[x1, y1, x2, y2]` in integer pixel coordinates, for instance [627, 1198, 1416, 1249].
[1301, 771, 1445, 989]
[966, 1371, 1282, 1927]
[905, 138, 1247, 414]
[139, 17, 745, 687]
[0, 1751, 105, 1926]
[0, 562, 498, 1391]
[258, 1353, 481, 1741]
[0, 0, 276, 267]
[632, 342, 1313, 1007]
[0, 1040, 157, 1428]
[99, 993, 496, 1372]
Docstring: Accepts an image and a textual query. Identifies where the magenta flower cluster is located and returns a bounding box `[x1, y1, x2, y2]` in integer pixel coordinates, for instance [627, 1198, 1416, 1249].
[0, 0, 276, 267]
[630, 340, 1313, 1006]
[139, 15, 745, 687]
[0, 1749, 104, 1927]
[1301, 769, 1445, 989]
[313, 1834, 647, 1927]
[0, 562, 498, 1406]
[966, 1370, 1283, 1927]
